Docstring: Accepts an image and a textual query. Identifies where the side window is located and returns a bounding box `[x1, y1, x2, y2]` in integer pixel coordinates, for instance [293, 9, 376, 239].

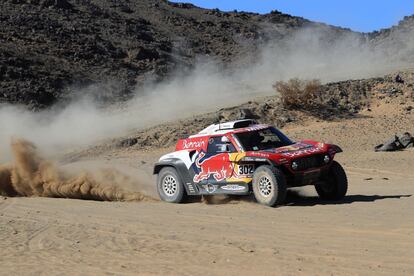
[207, 136, 236, 154]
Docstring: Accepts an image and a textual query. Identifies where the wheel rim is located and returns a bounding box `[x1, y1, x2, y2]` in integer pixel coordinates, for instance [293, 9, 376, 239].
[258, 176, 272, 197]
[162, 175, 177, 196]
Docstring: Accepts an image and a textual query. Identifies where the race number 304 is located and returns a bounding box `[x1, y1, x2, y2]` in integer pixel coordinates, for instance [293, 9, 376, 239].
[238, 164, 254, 175]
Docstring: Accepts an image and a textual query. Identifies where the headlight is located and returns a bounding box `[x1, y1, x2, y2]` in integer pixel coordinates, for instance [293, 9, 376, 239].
[291, 161, 298, 170]
[323, 155, 330, 163]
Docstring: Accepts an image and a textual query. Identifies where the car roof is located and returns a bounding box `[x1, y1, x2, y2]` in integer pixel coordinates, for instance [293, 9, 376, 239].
[189, 120, 271, 138]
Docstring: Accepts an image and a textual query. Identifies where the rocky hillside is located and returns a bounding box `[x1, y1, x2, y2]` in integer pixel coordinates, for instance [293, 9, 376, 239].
[0, 0, 352, 109]
[1, 0, 414, 109]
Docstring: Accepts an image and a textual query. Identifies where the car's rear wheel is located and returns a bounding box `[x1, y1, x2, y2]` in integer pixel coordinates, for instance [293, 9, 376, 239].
[315, 161, 348, 200]
[157, 167, 187, 203]
[252, 165, 287, 207]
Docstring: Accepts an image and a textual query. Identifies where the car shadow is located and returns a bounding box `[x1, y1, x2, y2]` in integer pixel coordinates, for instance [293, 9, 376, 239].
[285, 192, 412, 207]
[186, 194, 257, 204]
[183, 191, 412, 206]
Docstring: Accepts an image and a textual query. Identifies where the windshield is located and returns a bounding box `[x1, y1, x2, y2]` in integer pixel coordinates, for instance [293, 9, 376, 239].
[234, 127, 293, 151]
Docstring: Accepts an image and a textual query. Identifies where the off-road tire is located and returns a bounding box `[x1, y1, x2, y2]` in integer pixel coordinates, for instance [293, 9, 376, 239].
[315, 161, 348, 200]
[157, 167, 187, 203]
[252, 165, 287, 207]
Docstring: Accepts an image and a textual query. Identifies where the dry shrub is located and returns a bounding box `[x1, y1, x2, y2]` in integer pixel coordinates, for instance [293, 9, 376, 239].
[273, 78, 322, 109]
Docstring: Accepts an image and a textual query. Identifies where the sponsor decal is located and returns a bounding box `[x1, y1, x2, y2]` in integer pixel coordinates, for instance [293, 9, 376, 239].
[242, 156, 267, 162]
[278, 157, 288, 164]
[249, 152, 271, 158]
[242, 157, 255, 161]
[203, 184, 218, 193]
[221, 184, 245, 191]
[187, 183, 195, 193]
[271, 142, 311, 153]
[254, 158, 267, 162]
[183, 139, 205, 149]
[282, 147, 323, 157]
[193, 152, 233, 183]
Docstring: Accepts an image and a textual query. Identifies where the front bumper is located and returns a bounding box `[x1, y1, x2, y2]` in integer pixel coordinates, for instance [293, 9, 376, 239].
[286, 167, 329, 187]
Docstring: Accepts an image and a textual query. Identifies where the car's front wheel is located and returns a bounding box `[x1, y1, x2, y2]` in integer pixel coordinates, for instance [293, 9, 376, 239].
[252, 165, 287, 207]
[315, 161, 348, 200]
[157, 167, 187, 203]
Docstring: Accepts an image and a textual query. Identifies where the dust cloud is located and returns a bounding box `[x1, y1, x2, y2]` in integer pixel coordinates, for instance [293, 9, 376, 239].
[0, 25, 413, 160]
[0, 139, 152, 201]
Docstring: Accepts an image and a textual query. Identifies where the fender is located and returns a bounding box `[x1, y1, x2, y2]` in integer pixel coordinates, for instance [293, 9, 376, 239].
[327, 144, 343, 154]
[153, 158, 199, 195]
[238, 156, 283, 168]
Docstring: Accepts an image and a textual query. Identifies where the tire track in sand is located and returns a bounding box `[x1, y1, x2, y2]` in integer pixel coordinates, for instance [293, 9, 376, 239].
[0, 197, 16, 213]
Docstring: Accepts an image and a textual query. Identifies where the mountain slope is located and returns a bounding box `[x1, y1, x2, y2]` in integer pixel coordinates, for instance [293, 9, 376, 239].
[1, 1, 414, 109]
[0, 0, 350, 108]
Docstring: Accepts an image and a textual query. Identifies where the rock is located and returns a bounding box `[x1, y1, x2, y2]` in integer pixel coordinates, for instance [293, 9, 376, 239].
[278, 115, 292, 124]
[119, 5, 133, 14]
[133, 47, 159, 61]
[41, 0, 72, 9]
[238, 108, 258, 119]
[117, 138, 138, 148]
[258, 103, 271, 112]
[168, 2, 195, 9]
[388, 87, 401, 95]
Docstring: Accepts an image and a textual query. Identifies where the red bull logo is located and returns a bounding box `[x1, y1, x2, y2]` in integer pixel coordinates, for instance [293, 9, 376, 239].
[193, 152, 234, 183]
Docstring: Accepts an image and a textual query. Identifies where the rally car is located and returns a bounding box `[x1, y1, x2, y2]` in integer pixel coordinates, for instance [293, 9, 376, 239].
[153, 119, 347, 207]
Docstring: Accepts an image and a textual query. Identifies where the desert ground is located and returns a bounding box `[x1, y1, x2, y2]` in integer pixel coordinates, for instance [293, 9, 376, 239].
[1, 99, 413, 276]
